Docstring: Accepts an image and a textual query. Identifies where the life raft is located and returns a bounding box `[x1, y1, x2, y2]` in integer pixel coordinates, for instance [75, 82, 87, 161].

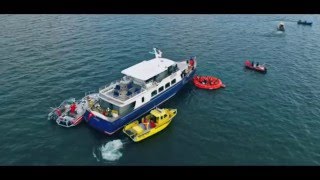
[193, 75, 225, 90]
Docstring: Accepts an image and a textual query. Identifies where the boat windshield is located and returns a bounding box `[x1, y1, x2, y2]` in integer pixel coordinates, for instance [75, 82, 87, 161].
[150, 114, 156, 122]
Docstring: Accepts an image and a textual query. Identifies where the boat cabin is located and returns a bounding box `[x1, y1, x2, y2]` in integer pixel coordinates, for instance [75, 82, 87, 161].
[92, 56, 179, 120]
[149, 108, 170, 125]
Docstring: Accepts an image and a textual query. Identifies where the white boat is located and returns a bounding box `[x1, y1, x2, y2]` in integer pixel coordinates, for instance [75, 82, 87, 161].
[83, 48, 197, 135]
[48, 93, 99, 128]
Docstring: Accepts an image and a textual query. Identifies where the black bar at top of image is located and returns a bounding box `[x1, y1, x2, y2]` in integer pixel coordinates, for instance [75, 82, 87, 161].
[0, 0, 319, 13]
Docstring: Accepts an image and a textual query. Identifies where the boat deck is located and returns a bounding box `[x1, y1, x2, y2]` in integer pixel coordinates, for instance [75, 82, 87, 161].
[177, 61, 188, 71]
[106, 83, 143, 101]
[99, 81, 145, 106]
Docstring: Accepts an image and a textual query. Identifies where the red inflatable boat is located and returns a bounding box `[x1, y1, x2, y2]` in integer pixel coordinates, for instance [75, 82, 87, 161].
[245, 60, 267, 74]
[193, 75, 226, 90]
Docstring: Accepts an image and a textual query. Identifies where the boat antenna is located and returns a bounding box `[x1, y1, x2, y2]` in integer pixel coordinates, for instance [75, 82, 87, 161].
[154, 48, 162, 59]
[149, 48, 162, 58]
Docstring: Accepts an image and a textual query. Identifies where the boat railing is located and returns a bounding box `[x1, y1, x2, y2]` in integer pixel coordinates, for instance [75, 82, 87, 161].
[85, 90, 98, 97]
[100, 83, 146, 103]
[193, 57, 197, 68]
[126, 87, 146, 98]
[112, 86, 146, 102]
[99, 80, 121, 93]
[89, 106, 121, 122]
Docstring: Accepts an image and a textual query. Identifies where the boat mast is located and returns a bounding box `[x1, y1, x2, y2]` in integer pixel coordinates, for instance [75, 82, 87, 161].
[153, 48, 162, 59]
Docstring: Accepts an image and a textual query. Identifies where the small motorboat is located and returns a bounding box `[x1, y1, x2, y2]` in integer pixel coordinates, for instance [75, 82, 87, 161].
[193, 75, 225, 90]
[297, 20, 312, 26]
[48, 98, 75, 121]
[123, 108, 177, 142]
[277, 22, 285, 32]
[48, 93, 99, 128]
[244, 60, 267, 74]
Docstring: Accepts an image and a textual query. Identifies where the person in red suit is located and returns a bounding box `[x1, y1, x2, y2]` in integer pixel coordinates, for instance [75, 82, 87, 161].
[150, 120, 156, 128]
[70, 103, 77, 114]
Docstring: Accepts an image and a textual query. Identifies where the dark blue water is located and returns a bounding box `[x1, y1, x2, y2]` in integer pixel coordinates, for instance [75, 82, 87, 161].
[1, 15, 320, 165]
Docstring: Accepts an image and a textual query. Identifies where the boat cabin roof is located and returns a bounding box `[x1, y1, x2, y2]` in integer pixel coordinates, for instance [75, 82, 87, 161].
[150, 108, 166, 117]
[121, 58, 175, 81]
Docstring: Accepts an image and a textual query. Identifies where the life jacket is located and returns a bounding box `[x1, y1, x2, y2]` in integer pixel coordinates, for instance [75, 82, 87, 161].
[70, 104, 76, 113]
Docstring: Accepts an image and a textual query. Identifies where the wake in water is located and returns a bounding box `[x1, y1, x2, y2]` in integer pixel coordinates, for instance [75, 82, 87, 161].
[93, 138, 130, 162]
[262, 30, 286, 38]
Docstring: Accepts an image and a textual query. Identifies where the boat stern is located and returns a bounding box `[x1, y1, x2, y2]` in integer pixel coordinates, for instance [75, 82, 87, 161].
[123, 121, 143, 141]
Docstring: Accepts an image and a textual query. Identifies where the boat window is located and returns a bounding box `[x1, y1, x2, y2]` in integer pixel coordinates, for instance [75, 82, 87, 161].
[165, 82, 170, 88]
[171, 79, 176, 84]
[158, 86, 164, 93]
[142, 97, 144, 103]
[161, 116, 163, 119]
[151, 90, 157, 97]
[164, 114, 167, 118]
[99, 99, 113, 110]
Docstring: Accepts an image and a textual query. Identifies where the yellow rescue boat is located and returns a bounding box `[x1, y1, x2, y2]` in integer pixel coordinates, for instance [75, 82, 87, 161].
[123, 108, 177, 142]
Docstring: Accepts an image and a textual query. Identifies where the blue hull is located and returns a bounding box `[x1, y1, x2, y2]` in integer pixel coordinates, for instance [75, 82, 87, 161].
[83, 69, 196, 135]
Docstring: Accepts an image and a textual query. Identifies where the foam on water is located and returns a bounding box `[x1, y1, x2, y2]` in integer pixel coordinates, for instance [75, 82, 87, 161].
[92, 148, 100, 162]
[99, 139, 124, 161]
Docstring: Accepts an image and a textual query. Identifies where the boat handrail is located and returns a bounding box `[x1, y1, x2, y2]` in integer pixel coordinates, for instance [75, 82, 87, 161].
[103, 85, 146, 103]
[99, 93, 124, 104]
[99, 80, 121, 92]
[155, 107, 163, 113]
[85, 90, 98, 97]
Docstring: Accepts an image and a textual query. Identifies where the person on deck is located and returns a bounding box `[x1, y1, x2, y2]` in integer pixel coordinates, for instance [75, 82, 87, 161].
[56, 109, 62, 116]
[106, 107, 112, 117]
[189, 58, 195, 67]
[102, 110, 107, 116]
[143, 117, 149, 130]
[150, 120, 156, 128]
[70, 103, 76, 114]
